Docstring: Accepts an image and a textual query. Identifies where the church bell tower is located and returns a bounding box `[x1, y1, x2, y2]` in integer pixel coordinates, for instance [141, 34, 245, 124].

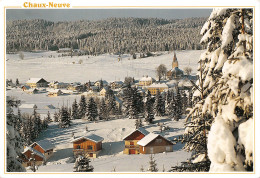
[172, 52, 178, 69]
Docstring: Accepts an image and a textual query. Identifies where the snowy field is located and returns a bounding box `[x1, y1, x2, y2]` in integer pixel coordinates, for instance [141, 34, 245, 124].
[6, 50, 202, 83]
[34, 117, 190, 172]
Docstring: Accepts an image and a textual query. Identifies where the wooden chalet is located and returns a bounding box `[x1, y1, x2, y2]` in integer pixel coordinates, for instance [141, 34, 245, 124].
[72, 134, 104, 158]
[30, 140, 55, 160]
[137, 133, 174, 154]
[26, 78, 48, 88]
[20, 146, 45, 167]
[48, 89, 62, 97]
[123, 128, 149, 154]
[21, 85, 31, 91]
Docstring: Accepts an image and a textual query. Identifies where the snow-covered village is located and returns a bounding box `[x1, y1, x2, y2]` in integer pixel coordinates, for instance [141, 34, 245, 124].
[5, 8, 254, 174]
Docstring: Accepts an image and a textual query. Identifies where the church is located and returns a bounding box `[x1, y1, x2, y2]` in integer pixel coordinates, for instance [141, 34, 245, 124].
[166, 52, 184, 80]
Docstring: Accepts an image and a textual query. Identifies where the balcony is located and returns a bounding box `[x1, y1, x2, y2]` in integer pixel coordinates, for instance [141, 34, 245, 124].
[125, 145, 139, 149]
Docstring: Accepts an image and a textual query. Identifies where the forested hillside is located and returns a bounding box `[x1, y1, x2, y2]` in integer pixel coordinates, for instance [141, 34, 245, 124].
[6, 17, 206, 54]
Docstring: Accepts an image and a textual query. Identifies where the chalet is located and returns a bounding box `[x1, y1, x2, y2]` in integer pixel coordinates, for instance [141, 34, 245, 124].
[48, 89, 62, 97]
[147, 83, 169, 95]
[49, 81, 69, 89]
[99, 87, 108, 96]
[30, 140, 55, 160]
[110, 81, 123, 89]
[25, 88, 39, 94]
[26, 78, 48, 88]
[20, 146, 45, 167]
[89, 86, 99, 92]
[67, 82, 82, 91]
[139, 76, 155, 86]
[166, 52, 184, 80]
[123, 128, 149, 154]
[94, 80, 108, 88]
[72, 134, 104, 158]
[137, 133, 174, 154]
[21, 85, 31, 91]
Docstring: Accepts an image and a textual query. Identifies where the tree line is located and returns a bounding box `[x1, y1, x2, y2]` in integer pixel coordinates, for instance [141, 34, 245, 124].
[6, 17, 207, 54]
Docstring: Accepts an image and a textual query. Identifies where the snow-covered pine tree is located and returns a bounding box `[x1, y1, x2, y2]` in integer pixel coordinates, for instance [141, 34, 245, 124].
[71, 99, 79, 120]
[107, 95, 117, 116]
[73, 155, 94, 172]
[122, 84, 132, 117]
[135, 118, 143, 129]
[99, 98, 109, 120]
[86, 97, 98, 121]
[144, 90, 155, 124]
[59, 106, 71, 128]
[171, 8, 253, 172]
[133, 87, 144, 115]
[167, 94, 177, 119]
[32, 108, 42, 139]
[78, 95, 87, 119]
[188, 90, 193, 108]
[53, 111, 59, 122]
[153, 90, 164, 116]
[6, 98, 26, 172]
[46, 111, 52, 122]
[148, 154, 158, 172]
[181, 91, 188, 114]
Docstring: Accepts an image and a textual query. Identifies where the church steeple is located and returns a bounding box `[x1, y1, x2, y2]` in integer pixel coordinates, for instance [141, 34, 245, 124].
[172, 52, 178, 69]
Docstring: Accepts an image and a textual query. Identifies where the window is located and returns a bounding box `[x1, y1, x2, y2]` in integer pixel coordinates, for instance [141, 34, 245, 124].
[150, 147, 153, 154]
[166, 146, 171, 152]
[77, 145, 81, 149]
[87, 145, 93, 150]
[155, 139, 162, 143]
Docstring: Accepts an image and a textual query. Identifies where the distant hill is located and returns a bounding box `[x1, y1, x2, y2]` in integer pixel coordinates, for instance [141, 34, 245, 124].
[6, 17, 207, 54]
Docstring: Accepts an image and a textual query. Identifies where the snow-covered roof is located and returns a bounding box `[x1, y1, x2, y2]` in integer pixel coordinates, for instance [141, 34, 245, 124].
[44, 104, 56, 109]
[31, 140, 55, 151]
[123, 128, 149, 140]
[21, 85, 31, 89]
[23, 146, 45, 158]
[48, 89, 62, 93]
[147, 83, 168, 88]
[140, 76, 154, 82]
[137, 133, 174, 146]
[72, 134, 104, 143]
[26, 78, 45, 84]
[19, 104, 37, 109]
[137, 133, 159, 146]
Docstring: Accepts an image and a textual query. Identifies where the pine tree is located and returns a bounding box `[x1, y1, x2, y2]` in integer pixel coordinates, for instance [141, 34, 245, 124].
[86, 97, 98, 121]
[144, 90, 154, 124]
[78, 95, 87, 119]
[6, 98, 26, 172]
[46, 111, 52, 122]
[167, 94, 177, 119]
[16, 78, 19, 86]
[153, 90, 164, 116]
[71, 99, 79, 120]
[59, 106, 71, 128]
[182, 91, 188, 114]
[53, 111, 59, 122]
[148, 154, 158, 172]
[107, 95, 117, 116]
[73, 155, 94, 172]
[32, 108, 41, 139]
[171, 8, 253, 172]
[99, 98, 109, 120]
[135, 118, 143, 129]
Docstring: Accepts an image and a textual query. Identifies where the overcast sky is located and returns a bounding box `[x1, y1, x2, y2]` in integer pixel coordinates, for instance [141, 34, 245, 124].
[6, 9, 212, 21]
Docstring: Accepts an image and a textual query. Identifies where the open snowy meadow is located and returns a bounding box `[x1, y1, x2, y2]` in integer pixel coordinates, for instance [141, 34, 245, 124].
[6, 50, 202, 83]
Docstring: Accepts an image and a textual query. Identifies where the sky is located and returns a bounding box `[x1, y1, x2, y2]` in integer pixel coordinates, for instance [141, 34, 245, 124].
[6, 9, 212, 21]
